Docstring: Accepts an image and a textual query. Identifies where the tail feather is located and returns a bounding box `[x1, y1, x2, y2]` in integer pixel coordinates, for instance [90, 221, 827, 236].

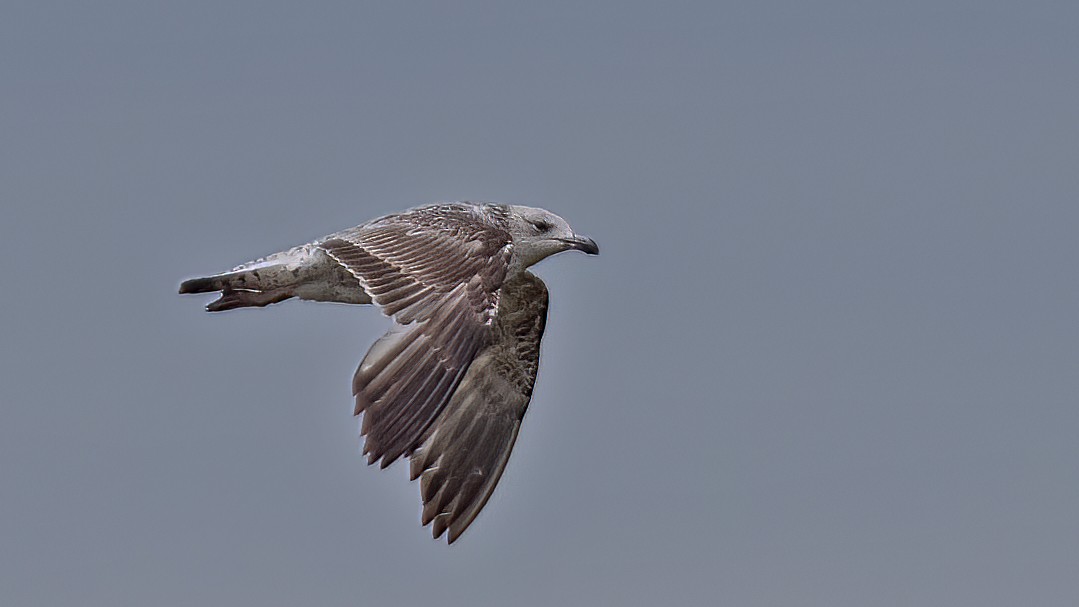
[178, 265, 275, 295]
[178, 266, 298, 312]
[179, 275, 228, 294]
[178, 244, 371, 312]
[204, 287, 294, 312]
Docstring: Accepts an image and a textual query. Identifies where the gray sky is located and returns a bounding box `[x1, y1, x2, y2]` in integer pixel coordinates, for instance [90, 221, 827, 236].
[2, 2, 1077, 605]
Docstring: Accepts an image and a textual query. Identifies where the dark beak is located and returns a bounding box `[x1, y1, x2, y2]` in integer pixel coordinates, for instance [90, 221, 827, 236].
[562, 235, 599, 255]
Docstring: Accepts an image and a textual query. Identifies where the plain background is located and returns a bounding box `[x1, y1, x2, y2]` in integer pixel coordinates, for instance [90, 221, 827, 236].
[2, 2, 1077, 606]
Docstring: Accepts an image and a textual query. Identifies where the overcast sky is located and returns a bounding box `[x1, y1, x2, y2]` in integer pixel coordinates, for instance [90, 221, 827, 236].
[2, 2, 1077, 606]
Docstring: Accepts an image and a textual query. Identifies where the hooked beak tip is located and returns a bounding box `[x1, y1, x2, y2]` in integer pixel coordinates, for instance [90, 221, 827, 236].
[570, 235, 599, 255]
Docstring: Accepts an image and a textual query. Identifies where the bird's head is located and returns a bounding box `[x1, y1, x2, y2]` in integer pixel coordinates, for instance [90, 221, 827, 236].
[501, 205, 599, 268]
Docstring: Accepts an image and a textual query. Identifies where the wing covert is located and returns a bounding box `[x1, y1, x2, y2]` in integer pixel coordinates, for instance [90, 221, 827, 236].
[318, 204, 514, 467]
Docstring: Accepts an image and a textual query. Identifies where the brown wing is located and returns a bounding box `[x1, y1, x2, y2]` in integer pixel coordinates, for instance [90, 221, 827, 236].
[318, 204, 513, 467]
[408, 272, 549, 543]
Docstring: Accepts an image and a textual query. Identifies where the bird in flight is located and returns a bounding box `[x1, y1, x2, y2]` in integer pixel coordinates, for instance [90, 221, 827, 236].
[179, 202, 598, 543]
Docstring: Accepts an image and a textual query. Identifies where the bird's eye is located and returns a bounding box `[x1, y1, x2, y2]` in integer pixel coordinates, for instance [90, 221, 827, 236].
[531, 219, 552, 232]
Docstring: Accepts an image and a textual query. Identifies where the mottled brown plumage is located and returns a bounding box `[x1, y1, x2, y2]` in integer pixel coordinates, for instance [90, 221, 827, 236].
[179, 201, 597, 543]
[318, 206, 514, 469]
[408, 272, 548, 542]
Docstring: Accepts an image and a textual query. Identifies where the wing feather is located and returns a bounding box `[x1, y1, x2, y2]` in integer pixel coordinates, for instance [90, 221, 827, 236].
[409, 272, 549, 543]
[318, 204, 513, 467]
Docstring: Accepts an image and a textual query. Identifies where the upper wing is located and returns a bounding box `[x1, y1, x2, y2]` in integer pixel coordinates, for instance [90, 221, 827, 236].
[317, 205, 513, 467]
[408, 272, 549, 543]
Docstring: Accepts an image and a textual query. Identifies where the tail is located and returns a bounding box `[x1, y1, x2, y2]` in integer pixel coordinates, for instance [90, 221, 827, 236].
[179, 243, 317, 312]
[179, 244, 370, 312]
[179, 268, 297, 312]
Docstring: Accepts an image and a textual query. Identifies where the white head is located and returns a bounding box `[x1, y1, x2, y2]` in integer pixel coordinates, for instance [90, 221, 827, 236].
[498, 204, 599, 268]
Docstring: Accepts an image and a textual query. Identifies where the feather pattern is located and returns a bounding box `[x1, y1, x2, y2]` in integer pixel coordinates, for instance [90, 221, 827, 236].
[317, 204, 514, 467]
[408, 272, 549, 542]
[179, 201, 596, 544]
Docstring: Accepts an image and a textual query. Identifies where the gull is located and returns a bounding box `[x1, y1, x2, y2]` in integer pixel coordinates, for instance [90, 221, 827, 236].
[179, 202, 598, 543]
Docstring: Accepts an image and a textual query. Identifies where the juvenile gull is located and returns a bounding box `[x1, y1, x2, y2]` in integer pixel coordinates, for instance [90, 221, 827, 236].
[179, 202, 598, 543]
